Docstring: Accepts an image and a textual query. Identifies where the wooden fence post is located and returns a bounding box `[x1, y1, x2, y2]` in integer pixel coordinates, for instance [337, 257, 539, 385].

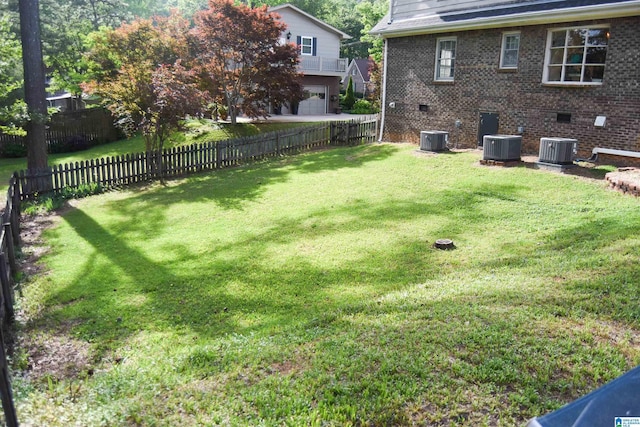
[0, 327, 17, 427]
[0, 252, 14, 322]
[2, 225, 16, 276]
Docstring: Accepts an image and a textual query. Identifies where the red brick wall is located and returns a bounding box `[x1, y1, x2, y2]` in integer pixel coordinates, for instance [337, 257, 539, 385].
[382, 16, 640, 159]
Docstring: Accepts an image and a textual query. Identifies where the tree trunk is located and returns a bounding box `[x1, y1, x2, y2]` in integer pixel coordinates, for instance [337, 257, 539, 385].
[19, 0, 50, 193]
[228, 104, 237, 125]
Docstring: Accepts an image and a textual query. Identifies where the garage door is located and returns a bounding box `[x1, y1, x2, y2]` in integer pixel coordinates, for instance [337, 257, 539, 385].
[298, 85, 326, 115]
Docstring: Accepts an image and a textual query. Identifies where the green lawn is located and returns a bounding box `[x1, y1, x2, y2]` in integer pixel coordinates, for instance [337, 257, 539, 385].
[12, 144, 640, 426]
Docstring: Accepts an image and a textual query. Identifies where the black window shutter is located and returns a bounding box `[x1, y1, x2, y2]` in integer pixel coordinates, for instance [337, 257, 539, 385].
[296, 36, 301, 48]
[312, 37, 317, 56]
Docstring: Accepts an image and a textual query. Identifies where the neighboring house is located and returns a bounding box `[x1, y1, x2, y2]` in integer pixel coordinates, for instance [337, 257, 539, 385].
[343, 58, 375, 98]
[46, 92, 85, 112]
[371, 0, 640, 158]
[270, 4, 351, 115]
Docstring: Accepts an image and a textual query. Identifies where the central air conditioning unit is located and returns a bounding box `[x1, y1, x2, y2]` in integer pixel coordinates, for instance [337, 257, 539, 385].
[539, 137, 578, 164]
[420, 131, 448, 152]
[482, 135, 522, 161]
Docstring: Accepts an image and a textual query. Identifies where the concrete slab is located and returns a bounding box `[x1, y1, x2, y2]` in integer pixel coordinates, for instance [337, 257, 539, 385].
[236, 113, 379, 123]
[533, 161, 577, 172]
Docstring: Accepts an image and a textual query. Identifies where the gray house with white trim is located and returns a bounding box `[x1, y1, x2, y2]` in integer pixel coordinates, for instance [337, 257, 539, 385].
[371, 0, 640, 159]
[343, 58, 375, 98]
[270, 4, 351, 115]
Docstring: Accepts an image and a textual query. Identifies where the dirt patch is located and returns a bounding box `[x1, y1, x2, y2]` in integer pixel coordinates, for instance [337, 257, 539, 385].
[14, 204, 94, 383]
[20, 325, 94, 382]
[18, 212, 60, 278]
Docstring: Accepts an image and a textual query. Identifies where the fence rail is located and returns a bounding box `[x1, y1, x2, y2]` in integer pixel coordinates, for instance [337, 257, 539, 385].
[16, 119, 378, 200]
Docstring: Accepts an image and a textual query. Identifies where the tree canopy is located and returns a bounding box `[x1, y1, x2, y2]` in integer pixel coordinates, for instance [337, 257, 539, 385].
[83, 13, 208, 154]
[1, 0, 388, 107]
[191, 0, 302, 124]
[0, 14, 26, 135]
[2, 0, 388, 170]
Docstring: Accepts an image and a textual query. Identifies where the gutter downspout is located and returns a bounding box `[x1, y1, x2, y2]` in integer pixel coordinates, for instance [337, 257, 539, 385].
[378, 38, 389, 142]
[577, 147, 640, 163]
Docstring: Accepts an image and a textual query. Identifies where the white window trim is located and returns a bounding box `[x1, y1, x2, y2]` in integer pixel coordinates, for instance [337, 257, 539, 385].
[301, 36, 314, 56]
[500, 31, 520, 69]
[435, 37, 457, 81]
[542, 24, 609, 86]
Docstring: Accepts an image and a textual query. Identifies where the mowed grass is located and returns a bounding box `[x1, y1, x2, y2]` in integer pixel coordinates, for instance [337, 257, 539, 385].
[13, 144, 640, 426]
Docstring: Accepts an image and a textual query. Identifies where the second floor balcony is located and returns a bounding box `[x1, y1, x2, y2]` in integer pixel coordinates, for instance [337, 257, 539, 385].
[299, 56, 348, 76]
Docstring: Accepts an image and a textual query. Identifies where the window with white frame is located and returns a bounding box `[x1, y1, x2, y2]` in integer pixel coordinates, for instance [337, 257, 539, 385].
[301, 36, 314, 56]
[435, 37, 456, 81]
[500, 32, 520, 69]
[543, 26, 609, 84]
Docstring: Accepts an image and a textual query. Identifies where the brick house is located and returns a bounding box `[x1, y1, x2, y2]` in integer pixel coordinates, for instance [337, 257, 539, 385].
[371, 0, 640, 159]
[270, 4, 351, 115]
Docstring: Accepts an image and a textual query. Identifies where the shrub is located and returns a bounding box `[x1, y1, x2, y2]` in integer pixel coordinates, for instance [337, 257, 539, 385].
[48, 134, 90, 154]
[1, 141, 27, 158]
[22, 182, 105, 214]
[351, 99, 378, 114]
[342, 77, 356, 111]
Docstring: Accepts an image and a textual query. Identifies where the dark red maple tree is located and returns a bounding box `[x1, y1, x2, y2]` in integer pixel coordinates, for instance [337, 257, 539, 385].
[191, 0, 303, 124]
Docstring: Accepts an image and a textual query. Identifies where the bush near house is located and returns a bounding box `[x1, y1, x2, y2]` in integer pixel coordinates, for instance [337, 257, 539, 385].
[351, 99, 378, 114]
[342, 76, 356, 111]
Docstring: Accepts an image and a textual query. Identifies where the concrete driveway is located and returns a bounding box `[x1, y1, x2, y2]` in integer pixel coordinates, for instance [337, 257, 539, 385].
[238, 113, 379, 123]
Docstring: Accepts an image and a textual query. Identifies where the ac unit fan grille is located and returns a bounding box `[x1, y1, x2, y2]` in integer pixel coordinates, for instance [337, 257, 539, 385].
[482, 135, 522, 161]
[420, 131, 448, 152]
[539, 138, 577, 164]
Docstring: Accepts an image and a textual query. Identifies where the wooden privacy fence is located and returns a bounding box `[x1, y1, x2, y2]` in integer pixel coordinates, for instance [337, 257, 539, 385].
[16, 118, 378, 199]
[0, 108, 121, 157]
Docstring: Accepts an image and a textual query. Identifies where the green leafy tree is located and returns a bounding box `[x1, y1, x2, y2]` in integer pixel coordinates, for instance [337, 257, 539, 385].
[0, 14, 27, 135]
[191, 0, 302, 124]
[38, 0, 133, 96]
[83, 12, 209, 161]
[356, 0, 387, 62]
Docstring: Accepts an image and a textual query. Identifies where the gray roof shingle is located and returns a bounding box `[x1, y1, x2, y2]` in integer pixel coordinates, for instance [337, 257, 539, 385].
[371, 0, 640, 36]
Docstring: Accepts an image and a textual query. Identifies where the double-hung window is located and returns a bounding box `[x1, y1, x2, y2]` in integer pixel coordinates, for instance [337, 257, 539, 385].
[435, 37, 456, 81]
[543, 26, 609, 84]
[500, 32, 520, 69]
[300, 36, 314, 56]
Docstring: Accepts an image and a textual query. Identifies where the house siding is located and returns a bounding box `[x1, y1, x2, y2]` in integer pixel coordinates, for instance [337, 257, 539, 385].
[344, 63, 367, 95]
[382, 16, 640, 158]
[275, 9, 341, 58]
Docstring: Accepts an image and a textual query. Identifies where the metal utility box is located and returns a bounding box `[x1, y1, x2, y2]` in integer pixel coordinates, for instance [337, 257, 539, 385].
[420, 131, 448, 152]
[539, 138, 578, 164]
[482, 135, 522, 161]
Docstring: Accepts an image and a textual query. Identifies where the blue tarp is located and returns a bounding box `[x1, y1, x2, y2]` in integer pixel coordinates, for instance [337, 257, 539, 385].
[527, 365, 640, 427]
